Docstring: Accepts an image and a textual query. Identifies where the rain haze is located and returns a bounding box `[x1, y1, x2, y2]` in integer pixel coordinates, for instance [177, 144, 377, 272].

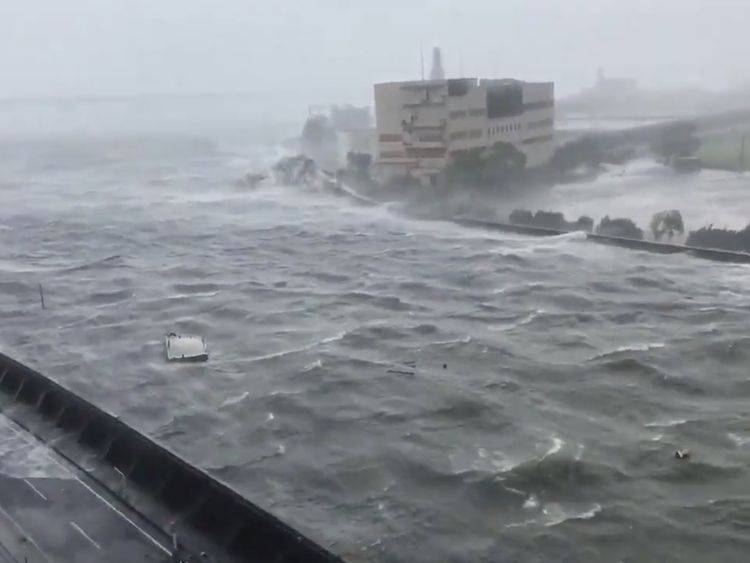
[2, 2, 750, 563]
[2, 0, 750, 104]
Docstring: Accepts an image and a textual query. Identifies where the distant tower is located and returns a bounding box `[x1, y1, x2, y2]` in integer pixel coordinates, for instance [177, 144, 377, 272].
[430, 47, 445, 80]
[596, 66, 605, 86]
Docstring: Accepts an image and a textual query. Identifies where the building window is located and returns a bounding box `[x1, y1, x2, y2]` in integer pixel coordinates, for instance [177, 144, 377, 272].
[528, 118, 554, 130]
[487, 82, 524, 119]
[468, 108, 486, 117]
[523, 100, 554, 111]
[380, 151, 406, 158]
[417, 133, 444, 143]
[379, 134, 402, 142]
[449, 110, 467, 119]
[448, 79, 472, 97]
[522, 134, 554, 145]
[406, 147, 447, 158]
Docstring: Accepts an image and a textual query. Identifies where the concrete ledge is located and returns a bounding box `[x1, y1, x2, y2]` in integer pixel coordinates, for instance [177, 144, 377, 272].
[453, 218, 750, 264]
[0, 354, 345, 563]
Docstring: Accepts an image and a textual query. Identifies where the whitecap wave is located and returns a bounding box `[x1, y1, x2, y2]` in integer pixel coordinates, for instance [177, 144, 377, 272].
[302, 359, 323, 371]
[543, 502, 602, 527]
[337, 182, 379, 205]
[449, 448, 517, 475]
[248, 332, 345, 362]
[542, 437, 564, 459]
[494, 230, 587, 256]
[220, 391, 249, 408]
[523, 495, 539, 509]
[588, 341, 665, 360]
[728, 433, 750, 446]
[490, 310, 543, 332]
[429, 334, 472, 347]
[170, 290, 220, 299]
[644, 418, 689, 428]
[505, 518, 537, 529]
[492, 282, 544, 295]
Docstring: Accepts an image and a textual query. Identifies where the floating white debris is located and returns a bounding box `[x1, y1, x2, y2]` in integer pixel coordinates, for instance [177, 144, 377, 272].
[165, 333, 208, 362]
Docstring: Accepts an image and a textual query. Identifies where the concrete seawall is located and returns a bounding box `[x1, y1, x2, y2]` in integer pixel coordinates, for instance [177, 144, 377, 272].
[0, 352, 345, 563]
[453, 218, 750, 264]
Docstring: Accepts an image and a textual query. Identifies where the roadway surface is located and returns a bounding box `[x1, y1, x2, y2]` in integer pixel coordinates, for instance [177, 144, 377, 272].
[0, 415, 175, 563]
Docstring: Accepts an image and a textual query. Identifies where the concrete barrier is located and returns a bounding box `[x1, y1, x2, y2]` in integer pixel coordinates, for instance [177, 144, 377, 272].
[453, 218, 750, 264]
[0, 353, 345, 563]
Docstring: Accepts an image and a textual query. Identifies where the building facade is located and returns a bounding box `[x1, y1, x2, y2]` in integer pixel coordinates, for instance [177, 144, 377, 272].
[374, 78, 555, 185]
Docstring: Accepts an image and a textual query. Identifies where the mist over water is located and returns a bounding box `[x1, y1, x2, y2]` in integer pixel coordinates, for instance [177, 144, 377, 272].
[1, 123, 750, 562]
[520, 160, 750, 231]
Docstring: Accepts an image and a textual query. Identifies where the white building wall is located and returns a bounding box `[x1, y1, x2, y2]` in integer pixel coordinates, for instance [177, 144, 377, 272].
[374, 83, 410, 162]
[519, 82, 555, 168]
[446, 81, 489, 153]
[374, 77, 556, 183]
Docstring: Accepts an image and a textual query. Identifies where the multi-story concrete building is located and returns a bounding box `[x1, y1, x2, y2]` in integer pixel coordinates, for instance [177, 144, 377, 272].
[374, 78, 555, 185]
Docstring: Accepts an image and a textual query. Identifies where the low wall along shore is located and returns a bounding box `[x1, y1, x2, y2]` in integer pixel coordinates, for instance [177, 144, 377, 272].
[454, 218, 750, 265]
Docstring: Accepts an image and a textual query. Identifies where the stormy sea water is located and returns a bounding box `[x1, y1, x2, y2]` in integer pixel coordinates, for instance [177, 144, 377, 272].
[1, 125, 750, 563]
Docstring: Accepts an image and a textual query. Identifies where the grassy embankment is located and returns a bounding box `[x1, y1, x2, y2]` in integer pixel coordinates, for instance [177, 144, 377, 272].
[697, 127, 750, 171]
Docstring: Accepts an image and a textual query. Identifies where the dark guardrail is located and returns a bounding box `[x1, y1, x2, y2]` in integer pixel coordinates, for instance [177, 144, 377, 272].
[0, 352, 345, 563]
[453, 218, 750, 264]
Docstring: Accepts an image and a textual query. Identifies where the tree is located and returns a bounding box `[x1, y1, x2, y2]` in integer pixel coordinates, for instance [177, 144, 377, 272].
[483, 142, 527, 180]
[596, 216, 644, 240]
[650, 122, 701, 161]
[549, 137, 604, 172]
[445, 142, 527, 187]
[445, 148, 485, 185]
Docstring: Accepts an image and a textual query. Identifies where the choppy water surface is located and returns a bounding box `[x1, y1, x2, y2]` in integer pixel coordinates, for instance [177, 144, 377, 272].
[1, 131, 750, 563]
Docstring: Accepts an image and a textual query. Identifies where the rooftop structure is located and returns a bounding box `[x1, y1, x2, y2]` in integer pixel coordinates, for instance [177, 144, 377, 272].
[429, 48, 445, 81]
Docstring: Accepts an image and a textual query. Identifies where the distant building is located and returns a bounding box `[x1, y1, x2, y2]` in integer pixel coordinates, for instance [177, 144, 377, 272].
[429, 48, 445, 81]
[594, 67, 638, 98]
[303, 104, 376, 170]
[374, 77, 555, 186]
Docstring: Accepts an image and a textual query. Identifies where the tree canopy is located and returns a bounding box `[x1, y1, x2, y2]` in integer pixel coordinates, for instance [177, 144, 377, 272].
[445, 142, 527, 186]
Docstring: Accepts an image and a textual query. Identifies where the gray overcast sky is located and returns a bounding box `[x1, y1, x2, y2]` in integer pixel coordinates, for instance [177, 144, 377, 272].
[1, 0, 748, 107]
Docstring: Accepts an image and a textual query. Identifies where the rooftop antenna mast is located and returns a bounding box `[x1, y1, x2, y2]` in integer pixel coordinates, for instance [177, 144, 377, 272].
[420, 42, 425, 81]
